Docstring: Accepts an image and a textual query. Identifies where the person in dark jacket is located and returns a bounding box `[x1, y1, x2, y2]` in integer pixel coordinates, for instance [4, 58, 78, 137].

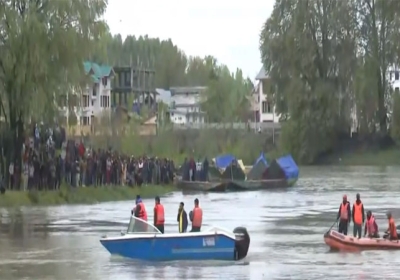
[177, 202, 188, 233]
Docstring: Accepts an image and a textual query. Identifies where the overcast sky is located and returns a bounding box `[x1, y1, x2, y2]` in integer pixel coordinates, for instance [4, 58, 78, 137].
[105, 0, 274, 79]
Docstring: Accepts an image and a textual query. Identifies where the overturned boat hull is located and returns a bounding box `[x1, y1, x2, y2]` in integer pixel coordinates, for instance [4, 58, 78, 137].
[324, 230, 400, 251]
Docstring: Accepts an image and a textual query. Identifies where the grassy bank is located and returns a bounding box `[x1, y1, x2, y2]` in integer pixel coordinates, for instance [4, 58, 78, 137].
[0, 185, 176, 207]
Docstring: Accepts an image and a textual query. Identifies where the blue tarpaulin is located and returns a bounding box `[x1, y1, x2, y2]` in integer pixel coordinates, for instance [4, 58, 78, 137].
[214, 154, 236, 169]
[276, 155, 299, 180]
[254, 152, 268, 167]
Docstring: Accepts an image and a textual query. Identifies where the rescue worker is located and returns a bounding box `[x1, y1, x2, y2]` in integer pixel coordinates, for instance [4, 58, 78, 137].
[337, 194, 351, 235]
[385, 211, 398, 240]
[364, 210, 379, 238]
[352, 193, 365, 238]
[133, 195, 148, 221]
[189, 198, 203, 232]
[177, 202, 188, 233]
[153, 196, 165, 233]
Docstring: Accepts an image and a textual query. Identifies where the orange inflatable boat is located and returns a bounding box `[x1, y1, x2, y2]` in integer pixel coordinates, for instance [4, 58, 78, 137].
[324, 230, 400, 251]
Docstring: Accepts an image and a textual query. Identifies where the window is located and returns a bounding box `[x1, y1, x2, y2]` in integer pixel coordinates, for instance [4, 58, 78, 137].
[102, 77, 108, 86]
[124, 72, 131, 86]
[92, 87, 97, 97]
[395, 71, 399, 81]
[82, 95, 90, 107]
[262, 101, 272, 113]
[101, 96, 110, 108]
[80, 116, 90, 125]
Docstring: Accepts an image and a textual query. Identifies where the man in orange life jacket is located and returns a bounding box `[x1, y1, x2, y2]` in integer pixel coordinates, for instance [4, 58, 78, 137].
[385, 211, 398, 240]
[154, 196, 165, 233]
[132, 195, 148, 221]
[352, 193, 365, 238]
[189, 198, 203, 232]
[364, 210, 379, 238]
[337, 194, 351, 235]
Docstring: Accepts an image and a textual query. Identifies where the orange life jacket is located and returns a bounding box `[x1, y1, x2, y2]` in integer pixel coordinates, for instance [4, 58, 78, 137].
[154, 204, 165, 225]
[353, 201, 363, 224]
[340, 202, 349, 220]
[389, 217, 398, 239]
[138, 202, 147, 221]
[366, 215, 377, 236]
[192, 207, 203, 227]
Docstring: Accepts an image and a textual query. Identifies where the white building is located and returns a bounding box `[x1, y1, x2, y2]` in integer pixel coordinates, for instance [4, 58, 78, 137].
[59, 61, 114, 126]
[389, 66, 400, 93]
[255, 66, 280, 123]
[156, 86, 207, 124]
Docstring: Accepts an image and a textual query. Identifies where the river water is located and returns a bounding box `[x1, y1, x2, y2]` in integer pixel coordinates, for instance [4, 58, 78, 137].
[1, 166, 400, 280]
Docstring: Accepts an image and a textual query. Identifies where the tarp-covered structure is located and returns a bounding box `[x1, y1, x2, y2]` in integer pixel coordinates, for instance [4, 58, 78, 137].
[213, 154, 236, 169]
[276, 155, 299, 180]
[263, 154, 299, 180]
[253, 152, 268, 167]
[247, 152, 268, 180]
[212, 154, 245, 173]
[221, 161, 246, 180]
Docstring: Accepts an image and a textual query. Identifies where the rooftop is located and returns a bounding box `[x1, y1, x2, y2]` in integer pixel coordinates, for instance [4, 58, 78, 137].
[83, 61, 115, 83]
[255, 66, 269, 80]
[170, 86, 207, 95]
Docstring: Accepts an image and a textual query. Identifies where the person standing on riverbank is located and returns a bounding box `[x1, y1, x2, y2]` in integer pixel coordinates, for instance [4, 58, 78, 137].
[337, 195, 351, 235]
[352, 193, 365, 238]
[154, 196, 165, 233]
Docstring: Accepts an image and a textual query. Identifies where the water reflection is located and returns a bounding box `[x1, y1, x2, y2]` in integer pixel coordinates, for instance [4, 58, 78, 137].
[1, 166, 400, 279]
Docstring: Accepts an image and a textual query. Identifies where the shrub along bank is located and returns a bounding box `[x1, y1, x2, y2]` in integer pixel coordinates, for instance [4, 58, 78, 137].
[0, 185, 176, 207]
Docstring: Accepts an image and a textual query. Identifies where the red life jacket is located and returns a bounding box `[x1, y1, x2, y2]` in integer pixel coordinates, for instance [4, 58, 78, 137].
[192, 207, 203, 227]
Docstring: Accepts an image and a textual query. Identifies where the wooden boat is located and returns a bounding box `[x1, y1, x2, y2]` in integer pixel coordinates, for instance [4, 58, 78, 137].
[175, 177, 298, 193]
[175, 180, 228, 192]
[237, 178, 297, 190]
[324, 230, 400, 251]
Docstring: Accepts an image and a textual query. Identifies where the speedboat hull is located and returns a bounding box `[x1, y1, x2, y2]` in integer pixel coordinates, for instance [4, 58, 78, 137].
[101, 232, 233, 261]
[100, 217, 250, 261]
[324, 230, 400, 251]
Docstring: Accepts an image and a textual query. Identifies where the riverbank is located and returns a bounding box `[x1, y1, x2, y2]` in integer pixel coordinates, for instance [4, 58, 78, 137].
[316, 147, 400, 166]
[0, 185, 176, 207]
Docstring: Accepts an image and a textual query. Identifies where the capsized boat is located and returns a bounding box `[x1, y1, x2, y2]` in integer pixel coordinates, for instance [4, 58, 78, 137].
[100, 216, 250, 261]
[324, 230, 400, 251]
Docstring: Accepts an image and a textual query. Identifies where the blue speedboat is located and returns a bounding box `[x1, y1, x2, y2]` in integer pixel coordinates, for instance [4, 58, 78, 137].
[100, 216, 250, 261]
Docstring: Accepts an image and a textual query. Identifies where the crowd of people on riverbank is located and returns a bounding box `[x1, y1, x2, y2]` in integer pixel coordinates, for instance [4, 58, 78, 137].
[1, 124, 176, 192]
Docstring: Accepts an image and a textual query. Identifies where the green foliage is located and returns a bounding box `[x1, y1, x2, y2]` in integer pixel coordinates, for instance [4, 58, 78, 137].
[87, 129, 271, 165]
[0, 185, 176, 207]
[260, 0, 400, 164]
[0, 0, 109, 176]
[68, 111, 78, 126]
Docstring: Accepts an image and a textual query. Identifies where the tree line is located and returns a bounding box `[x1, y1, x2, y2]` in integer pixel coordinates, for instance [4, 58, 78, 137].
[260, 0, 400, 163]
[95, 34, 254, 122]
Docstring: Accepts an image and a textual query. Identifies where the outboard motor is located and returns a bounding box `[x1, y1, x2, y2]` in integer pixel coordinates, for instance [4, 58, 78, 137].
[233, 227, 250, 260]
